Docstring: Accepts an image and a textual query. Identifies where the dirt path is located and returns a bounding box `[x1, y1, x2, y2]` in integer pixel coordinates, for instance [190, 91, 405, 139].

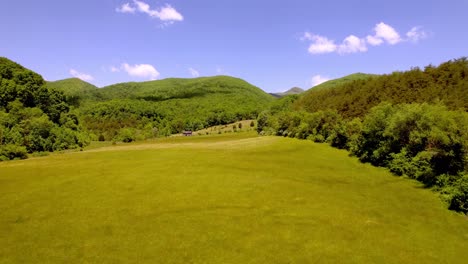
[83, 136, 276, 153]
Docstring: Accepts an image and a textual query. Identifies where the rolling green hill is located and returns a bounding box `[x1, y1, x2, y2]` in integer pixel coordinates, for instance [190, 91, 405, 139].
[97, 76, 272, 102]
[77, 76, 275, 140]
[294, 59, 468, 118]
[46, 78, 98, 106]
[47, 78, 98, 95]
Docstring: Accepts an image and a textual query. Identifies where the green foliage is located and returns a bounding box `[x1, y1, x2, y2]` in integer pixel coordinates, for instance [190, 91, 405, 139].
[353, 103, 468, 186]
[256, 111, 271, 134]
[0, 144, 27, 161]
[448, 174, 468, 213]
[257, 102, 468, 214]
[117, 128, 137, 143]
[77, 76, 273, 141]
[295, 58, 468, 117]
[46, 78, 98, 107]
[310, 73, 376, 91]
[0, 58, 90, 160]
[256, 109, 344, 143]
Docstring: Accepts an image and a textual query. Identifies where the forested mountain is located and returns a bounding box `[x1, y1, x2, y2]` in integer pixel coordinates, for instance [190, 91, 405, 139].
[75, 76, 274, 140]
[98, 76, 271, 101]
[46, 75, 275, 140]
[295, 59, 468, 118]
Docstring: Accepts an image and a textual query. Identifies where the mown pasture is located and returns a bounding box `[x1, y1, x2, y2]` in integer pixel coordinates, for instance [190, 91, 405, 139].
[1, 133, 467, 263]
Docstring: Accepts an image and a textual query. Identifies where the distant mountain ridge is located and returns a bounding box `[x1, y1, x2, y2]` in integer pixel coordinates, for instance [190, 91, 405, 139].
[96, 75, 273, 102]
[270, 87, 305, 98]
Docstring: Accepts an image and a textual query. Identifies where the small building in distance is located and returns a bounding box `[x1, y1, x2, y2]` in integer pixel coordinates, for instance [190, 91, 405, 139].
[183, 131, 193, 136]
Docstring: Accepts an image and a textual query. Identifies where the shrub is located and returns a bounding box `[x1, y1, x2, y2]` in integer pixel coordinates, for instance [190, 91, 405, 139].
[0, 144, 28, 161]
[448, 175, 468, 214]
[118, 128, 136, 143]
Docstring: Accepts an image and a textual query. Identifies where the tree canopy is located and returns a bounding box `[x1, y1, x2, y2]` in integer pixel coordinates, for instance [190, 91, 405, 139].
[294, 58, 468, 118]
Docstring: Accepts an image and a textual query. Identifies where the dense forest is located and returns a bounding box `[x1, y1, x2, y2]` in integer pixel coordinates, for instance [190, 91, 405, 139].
[257, 58, 468, 214]
[0, 58, 90, 160]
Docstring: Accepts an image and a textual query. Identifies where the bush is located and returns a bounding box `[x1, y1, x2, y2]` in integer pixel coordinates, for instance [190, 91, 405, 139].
[351, 103, 468, 183]
[389, 150, 435, 184]
[238, 123, 242, 129]
[256, 111, 270, 134]
[0, 144, 28, 161]
[118, 128, 136, 143]
[448, 175, 468, 214]
[250, 120, 255, 127]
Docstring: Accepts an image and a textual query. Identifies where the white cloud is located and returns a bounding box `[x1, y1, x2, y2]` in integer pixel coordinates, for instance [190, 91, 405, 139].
[157, 5, 184, 21]
[189, 67, 200, 77]
[117, 1, 183, 22]
[110, 66, 120, 73]
[116, 3, 136, 13]
[338, 35, 367, 54]
[406, 26, 428, 42]
[311, 75, 330, 87]
[69, 69, 94, 82]
[366, 35, 383, 46]
[122, 63, 160, 80]
[304, 33, 337, 54]
[372, 22, 401, 45]
[303, 22, 428, 55]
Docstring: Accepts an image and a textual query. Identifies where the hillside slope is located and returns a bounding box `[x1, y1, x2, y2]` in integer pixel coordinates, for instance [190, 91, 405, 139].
[78, 76, 275, 139]
[47, 78, 98, 95]
[310, 73, 376, 91]
[47, 78, 98, 106]
[294, 59, 468, 118]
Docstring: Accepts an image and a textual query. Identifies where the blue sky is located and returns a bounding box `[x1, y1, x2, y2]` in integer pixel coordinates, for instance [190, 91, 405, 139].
[1, 0, 467, 92]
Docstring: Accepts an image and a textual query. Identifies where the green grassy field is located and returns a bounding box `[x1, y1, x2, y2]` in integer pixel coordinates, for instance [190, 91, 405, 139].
[1, 133, 467, 263]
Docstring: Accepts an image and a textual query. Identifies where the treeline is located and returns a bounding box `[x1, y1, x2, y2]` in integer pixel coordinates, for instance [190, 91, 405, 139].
[257, 102, 468, 213]
[295, 58, 468, 118]
[79, 95, 265, 142]
[0, 58, 89, 160]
